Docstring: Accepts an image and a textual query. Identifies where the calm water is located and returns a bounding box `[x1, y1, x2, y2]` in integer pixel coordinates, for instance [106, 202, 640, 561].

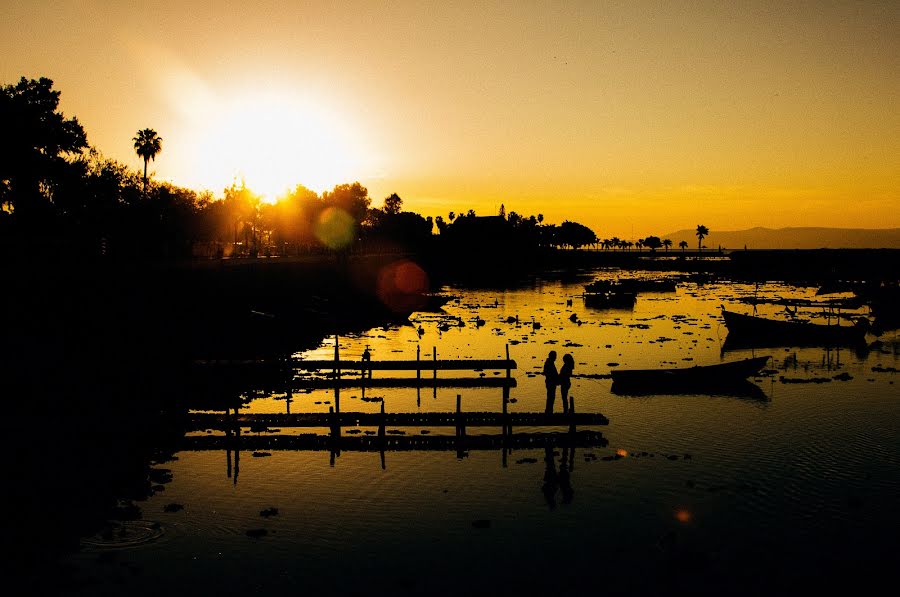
[63, 271, 900, 595]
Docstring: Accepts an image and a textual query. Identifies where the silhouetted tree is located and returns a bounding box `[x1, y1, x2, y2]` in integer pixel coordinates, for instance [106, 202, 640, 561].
[322, 182, 370, 226]
[557, 220, 598, 249]
[663, 239, 672, 252]
[223, 182, 261, 254]
[696, 224, 709, 253]
[643, 235, 662, 252]
[0, 76, 88, 220]
[499, 203, 506, 219]
[383, 192, 402, 215]
[269, 184, 322, 251]
[679, 240, 688, 252]
[132, 128, 162, 193]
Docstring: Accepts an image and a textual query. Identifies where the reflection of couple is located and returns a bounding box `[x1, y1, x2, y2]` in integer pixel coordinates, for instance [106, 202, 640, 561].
[543, 351, 574, 414]
[541, 444, 574, 509]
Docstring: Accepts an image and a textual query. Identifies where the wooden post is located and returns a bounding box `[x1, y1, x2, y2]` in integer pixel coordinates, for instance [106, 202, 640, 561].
[456, 393, 464, 435]
[378, 400, 386, 440]
[416, 345, 421, 381]
[329, 406, 341, 466]
[433, 346, 437, 380]
[568, 396, 576, 434]
[233, 423, 240, 485]
[225, 407, 232, 480]
[334, 335, 340, 380]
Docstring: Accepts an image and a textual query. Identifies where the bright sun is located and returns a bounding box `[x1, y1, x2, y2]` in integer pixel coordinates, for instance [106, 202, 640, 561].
[179, 88, 368, 202]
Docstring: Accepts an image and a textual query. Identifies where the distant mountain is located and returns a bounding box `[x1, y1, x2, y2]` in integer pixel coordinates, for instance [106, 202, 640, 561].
[661, 227, 900, 250]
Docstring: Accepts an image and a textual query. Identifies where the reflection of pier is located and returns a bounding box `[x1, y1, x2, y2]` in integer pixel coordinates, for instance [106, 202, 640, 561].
[187, 396, 608, 479]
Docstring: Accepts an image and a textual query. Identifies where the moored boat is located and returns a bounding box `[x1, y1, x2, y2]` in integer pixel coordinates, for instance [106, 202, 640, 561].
[583, 291, 636, 309]
[585, 278, 677, 294]
[721, 307, 868, 346]
[610, 356, 771, 395]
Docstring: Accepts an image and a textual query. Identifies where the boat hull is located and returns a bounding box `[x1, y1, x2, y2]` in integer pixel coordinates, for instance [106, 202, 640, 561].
[610, 356, 771, 396]
[721, 309, 866, 347]
[583, 291, 636, 309]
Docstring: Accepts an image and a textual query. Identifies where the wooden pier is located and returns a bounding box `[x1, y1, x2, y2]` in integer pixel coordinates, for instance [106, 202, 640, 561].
[189, 410, 607, 431]
[182, 429, 608, 453]
[293, 358, 518, 372]
[290, 377, 516, 389]
[185, 397, 608, 478]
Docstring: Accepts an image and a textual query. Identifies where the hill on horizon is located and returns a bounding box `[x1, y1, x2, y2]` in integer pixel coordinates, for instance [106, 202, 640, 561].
[661, 227, 900, 250]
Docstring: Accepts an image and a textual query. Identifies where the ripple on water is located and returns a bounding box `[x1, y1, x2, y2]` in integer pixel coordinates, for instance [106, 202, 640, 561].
[80, 520, 164, 550]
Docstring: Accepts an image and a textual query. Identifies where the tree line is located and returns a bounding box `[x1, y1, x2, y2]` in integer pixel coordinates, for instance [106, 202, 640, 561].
[2, 77, 709, 260]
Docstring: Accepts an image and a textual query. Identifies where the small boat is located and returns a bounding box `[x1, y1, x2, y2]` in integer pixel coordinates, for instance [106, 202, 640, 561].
[585, 278, 677, 294]
[610, 356, 771, 395]
[721, 307, 868, 347]
[583, 291, 636, 309]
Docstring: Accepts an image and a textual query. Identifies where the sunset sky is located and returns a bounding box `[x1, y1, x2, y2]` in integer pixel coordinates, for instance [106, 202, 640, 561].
[2, 1, 897, 237]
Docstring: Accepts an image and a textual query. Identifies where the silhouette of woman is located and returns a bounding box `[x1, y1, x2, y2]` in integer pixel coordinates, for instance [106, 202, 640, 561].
[543, 351, 558, 414]
[559, 353, 574, 413]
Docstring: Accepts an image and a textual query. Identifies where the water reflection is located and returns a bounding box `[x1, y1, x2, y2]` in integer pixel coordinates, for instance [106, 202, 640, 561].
[20, 270, 900, 596]
[542, 443, 576, 509]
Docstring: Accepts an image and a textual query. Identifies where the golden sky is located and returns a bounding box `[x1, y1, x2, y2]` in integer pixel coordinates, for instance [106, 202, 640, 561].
[2, 1, 897, 237]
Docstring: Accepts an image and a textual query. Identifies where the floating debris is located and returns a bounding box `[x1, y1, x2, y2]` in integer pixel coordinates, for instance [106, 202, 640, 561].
[246, 528, 268, 538]
[163, 503, 183, 513]
[260, 508, 279, 518]
[779, 376, 831, 384]
[252, 452, 272, 458]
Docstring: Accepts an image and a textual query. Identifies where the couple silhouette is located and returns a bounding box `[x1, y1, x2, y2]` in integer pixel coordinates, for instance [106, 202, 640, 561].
[543, 350, 574, 414]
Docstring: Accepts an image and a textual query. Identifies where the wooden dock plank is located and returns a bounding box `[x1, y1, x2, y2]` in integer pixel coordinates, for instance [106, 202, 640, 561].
[188, 411, 608, 430]
[292, 359, 517, 371]
[291, 377, 517, 389]
[180, 430, 608, 451]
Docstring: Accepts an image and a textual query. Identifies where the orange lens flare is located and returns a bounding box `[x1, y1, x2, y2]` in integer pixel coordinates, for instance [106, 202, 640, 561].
[376, 260, 429, 314]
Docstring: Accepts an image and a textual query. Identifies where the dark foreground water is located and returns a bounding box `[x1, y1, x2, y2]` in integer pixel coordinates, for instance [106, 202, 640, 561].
[47, 271, 900, 595]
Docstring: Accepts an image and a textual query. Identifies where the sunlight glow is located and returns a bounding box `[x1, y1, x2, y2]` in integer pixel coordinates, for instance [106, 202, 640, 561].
[177, 86, 368, 201]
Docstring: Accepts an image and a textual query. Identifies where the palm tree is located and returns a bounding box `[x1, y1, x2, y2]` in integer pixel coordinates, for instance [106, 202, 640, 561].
[133, 128, 163, 192]
[663, 239, 672, 252]
[679, 240, 688, 252]
[696, 225, 709, 253]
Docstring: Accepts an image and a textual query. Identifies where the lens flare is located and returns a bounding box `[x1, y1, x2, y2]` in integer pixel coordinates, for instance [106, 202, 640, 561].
[376, 260, 429, 313]
[314, 207, 355, 249]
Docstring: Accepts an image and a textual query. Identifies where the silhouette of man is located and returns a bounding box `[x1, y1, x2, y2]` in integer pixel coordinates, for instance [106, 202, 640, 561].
[559, 353, 575, 414]
[361, 346, 372, 379]
[543, 351, 558, 414]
